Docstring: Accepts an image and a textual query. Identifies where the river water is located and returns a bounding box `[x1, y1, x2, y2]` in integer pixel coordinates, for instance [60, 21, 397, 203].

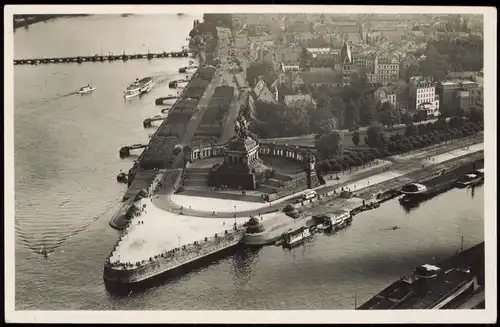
[13, 14, 485, 310]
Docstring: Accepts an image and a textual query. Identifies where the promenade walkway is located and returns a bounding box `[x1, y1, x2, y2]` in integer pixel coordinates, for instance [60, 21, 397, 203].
[160, 137, 482, 217]
[111, 142, 484, 264]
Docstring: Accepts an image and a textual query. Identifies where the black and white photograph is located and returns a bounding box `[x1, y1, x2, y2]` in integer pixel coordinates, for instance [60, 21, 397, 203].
[4, 5, 497, 324]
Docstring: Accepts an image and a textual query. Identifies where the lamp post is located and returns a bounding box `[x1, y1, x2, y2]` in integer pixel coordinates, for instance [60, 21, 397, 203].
[178, 236, 181, 248]
[233, 205, 237, 225]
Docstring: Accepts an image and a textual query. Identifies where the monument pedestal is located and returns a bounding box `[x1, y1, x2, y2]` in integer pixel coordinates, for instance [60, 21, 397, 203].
[208, 135, 270, 190]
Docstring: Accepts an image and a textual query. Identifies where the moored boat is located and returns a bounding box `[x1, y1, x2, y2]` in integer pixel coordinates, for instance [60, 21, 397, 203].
[455, 173, 483, 188]
[282, 226, 313, 248]
[168, 79, 189, 89]
[77, 84, 96, 94]
[123, 77, 154, 99]
[312, 209, 352, 232]
[155, 91, 181, 105]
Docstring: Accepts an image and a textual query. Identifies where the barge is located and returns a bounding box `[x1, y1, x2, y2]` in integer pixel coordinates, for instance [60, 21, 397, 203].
[282, 225, 313, 248]
[358, 242, 485, 310]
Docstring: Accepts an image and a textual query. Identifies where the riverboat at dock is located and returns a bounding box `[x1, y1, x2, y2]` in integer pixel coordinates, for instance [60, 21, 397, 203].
[455, 173, 483, 188]
[282, 226, 313, 248]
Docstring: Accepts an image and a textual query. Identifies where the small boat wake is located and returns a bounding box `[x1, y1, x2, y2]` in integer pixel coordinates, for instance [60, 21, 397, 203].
[16, 91, 78, 108]
[15, 199, 120, 256]
[379, 226, 401, 231]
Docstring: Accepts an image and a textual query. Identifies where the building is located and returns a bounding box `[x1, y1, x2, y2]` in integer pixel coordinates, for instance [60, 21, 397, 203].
[409, 76, 439, 112]
[283, 94, 316, 111]
[374, 86, 398, 108]
[251, 79, 276, 104]
[298, 68, 343, 88]
[374, 56, 400, 85]
[304, 48, 340, 68]
[399, 54, 419, 78]
[436, 79, 477, 112]
[277, 46, 302, 64]
[339, 40, 356, 85]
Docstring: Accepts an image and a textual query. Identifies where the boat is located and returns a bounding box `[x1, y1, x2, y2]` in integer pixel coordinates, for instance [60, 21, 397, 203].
[399, 183, 433, 204]
[168, 79, 189, 89]
[123, 77, 154, 99]
[178, 65, 198, 74]
[282, 226, 312, 248]
[473, 168, 484, 178]
[117, 171, 128, 184]
[455, 173, 483, 188]
[316, 223, 330, 232]
[77, 84, 96, 94]
[312, 210, 352, 232]
[358, 264, 476, 310]
[155, 91, 180, 105]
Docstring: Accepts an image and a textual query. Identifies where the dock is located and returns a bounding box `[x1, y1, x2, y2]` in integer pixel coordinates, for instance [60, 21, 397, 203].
[119, 144, 148, 158]
[14, 50, 190, 66]
[143, 116, 167, 128]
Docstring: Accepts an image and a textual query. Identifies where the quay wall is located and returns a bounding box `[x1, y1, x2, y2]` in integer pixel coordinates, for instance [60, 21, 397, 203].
[293, 150, 484, 213]
[104, 229, 245, 286]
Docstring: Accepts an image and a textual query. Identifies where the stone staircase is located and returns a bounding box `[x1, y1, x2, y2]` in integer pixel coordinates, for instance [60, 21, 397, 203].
[182, 167, 211, 188]
[257, 172, 293, 194]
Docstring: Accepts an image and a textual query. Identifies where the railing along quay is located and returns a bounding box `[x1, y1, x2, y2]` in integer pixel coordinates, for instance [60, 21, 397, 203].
[14, 50, 190, 66]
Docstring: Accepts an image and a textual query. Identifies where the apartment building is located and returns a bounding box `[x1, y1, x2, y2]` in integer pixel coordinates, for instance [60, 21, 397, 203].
[436, 79, 477, 112]
[409, 76, 438, 113]
[374, 56, 400, 85]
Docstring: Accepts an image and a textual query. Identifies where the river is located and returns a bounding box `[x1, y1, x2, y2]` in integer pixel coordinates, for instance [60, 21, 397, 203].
[13, 14, 484, 310]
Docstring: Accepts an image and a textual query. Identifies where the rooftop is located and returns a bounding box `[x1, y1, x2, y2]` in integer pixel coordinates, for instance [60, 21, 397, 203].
[306, 48, 341, 55]
[298, 69, 342, 85]
[441, 80, 477, 86]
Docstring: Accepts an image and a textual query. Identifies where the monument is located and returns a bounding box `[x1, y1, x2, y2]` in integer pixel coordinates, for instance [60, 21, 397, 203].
[207, 114, 271, 190]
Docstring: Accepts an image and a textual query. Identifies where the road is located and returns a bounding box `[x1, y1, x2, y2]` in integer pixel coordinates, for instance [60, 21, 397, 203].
[154, 136, 483, 218]
[263, 118, 451, 146]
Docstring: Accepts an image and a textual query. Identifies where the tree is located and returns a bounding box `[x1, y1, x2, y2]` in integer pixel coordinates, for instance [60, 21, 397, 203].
[401, 112, 413, 125]
[453, 107, 466, 118]
[449, 116, 465, 129]
[316, 131, 344, 159]
[352, 131, 360, 147]
[344, 99, 360, 130]
[330, 96, 345, 129]
[309, 105, 335, 134]
[413, 110, 428, 123]
[402, 64, 420, 82]
[358, 94, 378, 126]
[366, 123, 386, 148]
[405, 123, 419, 137]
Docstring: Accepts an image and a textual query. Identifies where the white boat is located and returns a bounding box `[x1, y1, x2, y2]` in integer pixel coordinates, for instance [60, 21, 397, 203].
[283, 226, 312, 248]
[123, 77, 154, 99]
[313, 210, 351, 231]
[185, 65, 198, 73]
[77, 84, 96, 94]
[176, 80, 189, 89]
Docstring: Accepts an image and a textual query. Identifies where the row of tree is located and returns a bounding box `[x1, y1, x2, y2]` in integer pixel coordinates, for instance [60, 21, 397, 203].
[414, 35, 483, 82]
[314, 117, 483, 175]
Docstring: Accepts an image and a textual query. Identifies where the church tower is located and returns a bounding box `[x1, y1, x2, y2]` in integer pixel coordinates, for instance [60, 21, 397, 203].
[340, 36, 353, 85]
